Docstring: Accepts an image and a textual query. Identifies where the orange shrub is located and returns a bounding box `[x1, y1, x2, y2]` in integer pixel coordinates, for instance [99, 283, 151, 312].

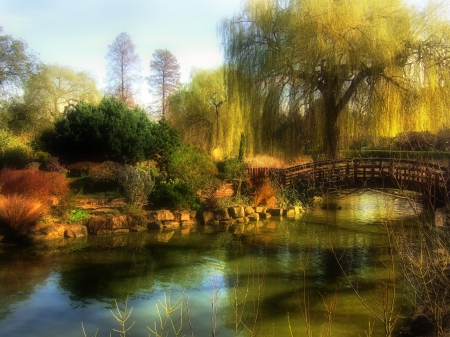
[0, 168, 69, 200]
[0, 194, 48, 234]
[253, 179, 278, 208]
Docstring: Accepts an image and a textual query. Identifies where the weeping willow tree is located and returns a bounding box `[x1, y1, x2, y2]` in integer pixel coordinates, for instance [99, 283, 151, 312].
[222, 0, 450, 159]
[168, 68, 248, 158]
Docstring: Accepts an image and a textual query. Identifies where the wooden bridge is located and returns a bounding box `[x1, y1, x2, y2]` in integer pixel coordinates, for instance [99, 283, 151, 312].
[248, 158, 450, 207]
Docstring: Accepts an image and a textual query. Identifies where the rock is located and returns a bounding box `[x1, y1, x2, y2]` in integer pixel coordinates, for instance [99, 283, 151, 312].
[113, 229, 130, 234]
[27, 223, 65, 242]
[255, 206, 266, 213]
[245, 206, 255, 215]
[110, 215, 132, 229]
[228, 206, 245, 218]
[148, 210, 174, 222]
[268, 208, 283, 216]
[64, 225, 87, 238]
[201, 211, 215, 223]
[174, 211, 190, 222]
[96, 229, 113, 235]
[86, 217, 109, 234]
[259, 212, 271, 219]
[214, 208, 230, 220]
[147, 221, 163, 229]
[181, 220, 196, 227]
[91, 207, 116, 215]
[247, 213, 260, 221]
[109, 198, 126, 207]
[130, 226, 147, 232]
[86, 215, 132, 234]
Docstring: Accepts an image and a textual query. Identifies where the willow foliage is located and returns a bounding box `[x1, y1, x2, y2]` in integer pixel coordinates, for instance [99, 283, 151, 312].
[222, 0, 450, 158]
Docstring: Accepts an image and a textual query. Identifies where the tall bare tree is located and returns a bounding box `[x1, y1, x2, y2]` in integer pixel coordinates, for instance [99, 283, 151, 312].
[0, 27, 37, 99]
[148, 49, 180, 118]
[104, 32, 141, 107]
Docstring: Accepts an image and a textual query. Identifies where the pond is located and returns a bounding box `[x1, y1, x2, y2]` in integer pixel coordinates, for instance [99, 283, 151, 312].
[0, 190, 423, 337]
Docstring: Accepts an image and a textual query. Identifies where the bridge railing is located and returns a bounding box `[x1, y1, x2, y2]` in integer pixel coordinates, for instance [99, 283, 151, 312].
[248, 158, 450, 189]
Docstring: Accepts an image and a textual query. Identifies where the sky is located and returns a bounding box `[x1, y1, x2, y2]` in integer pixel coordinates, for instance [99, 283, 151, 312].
[0, 0, 244, 105]
[0, 0, 442, 107]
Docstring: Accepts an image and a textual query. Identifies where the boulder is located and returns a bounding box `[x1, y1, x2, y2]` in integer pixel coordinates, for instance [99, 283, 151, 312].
[255, 206, 267, 213]
[245, 206, 255, 215]
[113, 229, 130, 234]
[64, 225, 87, 238]
[214, 208, 230, 220]
[181, 220, 196, 227]
[130, 226, 148, 232]
[268, 208, 283, 216]
[174, 211, 190, 222]
[27, 223, 65, 242]
[148, 210, 175, 222]
[201, 211, 215, 223]
[228, 206, 245, 218]
[247, 213, 260, 221]
[259, 212, 271, 219]
[86, 215, 132, 234]
[147, 221, 163, 229]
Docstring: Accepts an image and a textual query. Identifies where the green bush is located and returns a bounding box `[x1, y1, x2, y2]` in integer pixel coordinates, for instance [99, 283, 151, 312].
[39, 97, 167, 164]
[0, 130, 33, 168]
[167, 145, 218, 191]
[151, 181, 199, 210]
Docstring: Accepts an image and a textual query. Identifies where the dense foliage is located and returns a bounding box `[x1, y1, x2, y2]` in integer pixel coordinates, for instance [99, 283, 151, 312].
[39, 97, 180, 165]
[221, 0, 450, 159]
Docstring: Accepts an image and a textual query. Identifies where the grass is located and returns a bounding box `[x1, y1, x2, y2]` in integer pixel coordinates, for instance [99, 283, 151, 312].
[68, 209, 89, 223]
[0, 194, 48, 235]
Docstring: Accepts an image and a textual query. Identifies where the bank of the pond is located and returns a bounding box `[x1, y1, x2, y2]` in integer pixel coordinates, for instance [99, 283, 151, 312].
[0, 195, 304, 244]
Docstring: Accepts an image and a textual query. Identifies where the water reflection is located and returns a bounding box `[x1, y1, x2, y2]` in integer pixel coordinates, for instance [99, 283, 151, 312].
[0, 190, 422, 336]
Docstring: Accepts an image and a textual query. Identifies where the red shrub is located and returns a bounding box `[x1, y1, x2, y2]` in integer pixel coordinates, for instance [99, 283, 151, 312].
[253, 178, 278, 208]
[0, 194, 48, 234]
[0, 168, 69, 200]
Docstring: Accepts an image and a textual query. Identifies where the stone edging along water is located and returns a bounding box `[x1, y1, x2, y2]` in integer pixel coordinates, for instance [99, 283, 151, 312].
[20, 196, 305, 243]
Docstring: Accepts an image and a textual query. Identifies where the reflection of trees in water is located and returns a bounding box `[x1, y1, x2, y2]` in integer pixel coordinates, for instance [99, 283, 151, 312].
[0, 247, 53, 320]
[216, 217, 400, 331]
[57, 230, 232, 304]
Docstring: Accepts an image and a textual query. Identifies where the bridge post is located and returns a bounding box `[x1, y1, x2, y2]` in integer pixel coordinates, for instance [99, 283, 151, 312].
[353, 159, 358, 182]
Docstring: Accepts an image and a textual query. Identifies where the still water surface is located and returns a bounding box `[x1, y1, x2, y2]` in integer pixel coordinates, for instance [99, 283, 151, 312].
[0, 190, 422, 336]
